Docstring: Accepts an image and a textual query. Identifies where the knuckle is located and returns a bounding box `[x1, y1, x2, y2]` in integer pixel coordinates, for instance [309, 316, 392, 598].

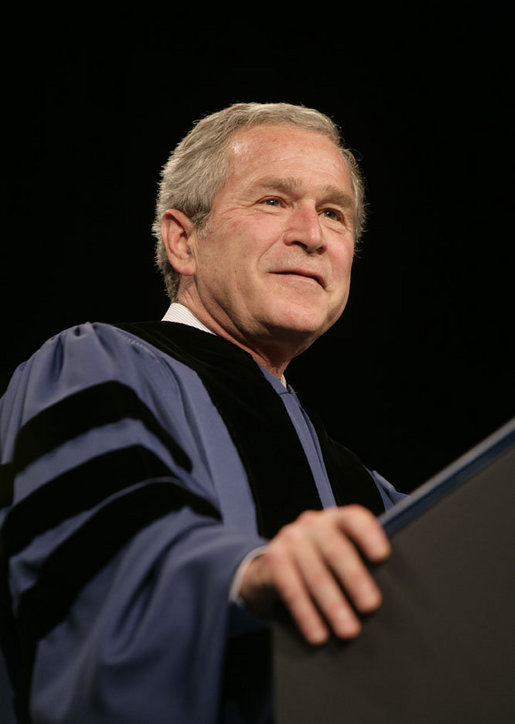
[342, 503, 369, 520]
[324, 539, 344, 567]
[298, 509, 320, 526]
[280, 522, 303, 544]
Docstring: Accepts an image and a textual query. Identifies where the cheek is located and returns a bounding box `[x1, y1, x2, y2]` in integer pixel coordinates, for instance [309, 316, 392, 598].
[232, 214, 283, 251]
[332, 246, 354, 280]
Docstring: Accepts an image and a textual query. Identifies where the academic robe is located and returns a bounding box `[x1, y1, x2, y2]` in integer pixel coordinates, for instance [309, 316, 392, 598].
[0, 321, 404, 723]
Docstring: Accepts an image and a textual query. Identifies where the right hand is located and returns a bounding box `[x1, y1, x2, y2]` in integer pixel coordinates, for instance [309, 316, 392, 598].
[238, 504, 390, 645]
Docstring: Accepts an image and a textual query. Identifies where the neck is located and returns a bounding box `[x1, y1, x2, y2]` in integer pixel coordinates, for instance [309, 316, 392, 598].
[175, 293, 309, 380]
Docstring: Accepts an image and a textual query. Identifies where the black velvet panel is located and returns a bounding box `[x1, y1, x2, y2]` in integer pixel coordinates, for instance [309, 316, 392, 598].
[307, 410, 385, 516]
[115, 322, 385, 535]
[116, 322, 325, 538]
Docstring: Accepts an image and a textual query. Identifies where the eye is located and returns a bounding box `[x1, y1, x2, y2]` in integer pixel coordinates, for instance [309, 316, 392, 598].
[262, 197, 282, 207]
[321, 208, 344, 222]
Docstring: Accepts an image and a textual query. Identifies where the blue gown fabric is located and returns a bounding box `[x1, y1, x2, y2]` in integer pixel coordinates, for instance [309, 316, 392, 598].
[0, 322, 404, 723]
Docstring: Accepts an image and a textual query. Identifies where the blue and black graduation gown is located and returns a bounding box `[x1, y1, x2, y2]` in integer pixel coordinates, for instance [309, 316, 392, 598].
[0, 322, 402, 723]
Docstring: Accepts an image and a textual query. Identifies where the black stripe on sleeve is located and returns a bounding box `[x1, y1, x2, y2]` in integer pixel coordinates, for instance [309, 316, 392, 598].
[0, 463, 14, 509]
[0, 380, 192, 508]
[15, 481, 221, 682]
[1, 446, 175, 558]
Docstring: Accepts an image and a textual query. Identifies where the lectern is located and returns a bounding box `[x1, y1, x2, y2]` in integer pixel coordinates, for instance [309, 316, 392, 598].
[274, 418, 515, 723]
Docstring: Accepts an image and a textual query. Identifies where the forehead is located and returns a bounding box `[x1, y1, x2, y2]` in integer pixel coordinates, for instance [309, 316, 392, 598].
[224, 124, 352, 192]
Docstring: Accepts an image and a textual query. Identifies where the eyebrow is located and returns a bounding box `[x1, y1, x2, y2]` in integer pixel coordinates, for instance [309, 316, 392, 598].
[252, 176, 354, 209]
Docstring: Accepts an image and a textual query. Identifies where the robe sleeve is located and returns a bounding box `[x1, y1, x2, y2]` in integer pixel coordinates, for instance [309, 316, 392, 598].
[0, 323, 266, 724]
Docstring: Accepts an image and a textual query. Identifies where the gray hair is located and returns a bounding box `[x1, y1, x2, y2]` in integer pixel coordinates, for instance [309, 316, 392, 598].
[152, 102, 366, 301]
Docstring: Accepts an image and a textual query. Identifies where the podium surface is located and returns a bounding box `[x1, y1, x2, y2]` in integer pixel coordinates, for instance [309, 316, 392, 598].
[274, 418, 515, 723]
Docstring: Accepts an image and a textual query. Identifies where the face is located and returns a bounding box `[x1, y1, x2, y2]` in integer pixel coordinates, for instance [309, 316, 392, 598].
[181, 124, 356, 361]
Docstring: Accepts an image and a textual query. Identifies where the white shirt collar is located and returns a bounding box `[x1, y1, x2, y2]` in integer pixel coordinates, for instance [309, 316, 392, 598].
[161, 303, 215, 334]
[161, 303, 287, 388]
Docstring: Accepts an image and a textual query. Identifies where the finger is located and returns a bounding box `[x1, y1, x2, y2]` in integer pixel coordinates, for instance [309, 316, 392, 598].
[266, 542, 331, 645]
[318, 527, 383, 614]
[292, 538, 362, 639]
[335, 505, 391, 562]
[294, 507, 388, 614]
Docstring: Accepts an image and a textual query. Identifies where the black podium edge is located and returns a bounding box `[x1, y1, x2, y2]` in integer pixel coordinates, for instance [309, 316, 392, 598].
[380, 416, 515, 537]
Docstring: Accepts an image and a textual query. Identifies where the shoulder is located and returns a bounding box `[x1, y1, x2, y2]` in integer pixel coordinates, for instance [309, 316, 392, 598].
[0, 322, 185, 453]
[6, 321, 179, 387]
[1, 322, 203, 508]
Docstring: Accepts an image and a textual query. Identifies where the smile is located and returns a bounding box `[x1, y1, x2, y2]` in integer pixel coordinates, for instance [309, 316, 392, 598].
[273, 270, 325, 288]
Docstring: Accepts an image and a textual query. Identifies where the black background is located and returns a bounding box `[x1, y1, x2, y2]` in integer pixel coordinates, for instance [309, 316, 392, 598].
[2, 7, 513, 492]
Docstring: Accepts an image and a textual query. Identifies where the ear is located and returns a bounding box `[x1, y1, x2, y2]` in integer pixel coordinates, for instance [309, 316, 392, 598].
[161, 209, 197, 276]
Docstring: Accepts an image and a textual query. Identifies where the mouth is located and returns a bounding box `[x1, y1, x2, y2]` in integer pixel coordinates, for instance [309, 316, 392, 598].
[273, 270, 325, 288]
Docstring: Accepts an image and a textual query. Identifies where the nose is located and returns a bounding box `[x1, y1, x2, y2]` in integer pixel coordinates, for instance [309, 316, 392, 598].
[283, 204, 325, 253]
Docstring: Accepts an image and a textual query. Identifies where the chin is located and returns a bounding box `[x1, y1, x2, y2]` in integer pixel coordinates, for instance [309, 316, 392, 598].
[279, 301, 340, 332]
[264, 310, 331, 343]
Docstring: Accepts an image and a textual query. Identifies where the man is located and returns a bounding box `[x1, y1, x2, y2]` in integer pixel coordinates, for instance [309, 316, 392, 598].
[0, 103, 404, 723]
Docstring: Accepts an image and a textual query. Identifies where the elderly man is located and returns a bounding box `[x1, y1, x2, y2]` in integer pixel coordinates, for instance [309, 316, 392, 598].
[0, 103, 404, 723]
